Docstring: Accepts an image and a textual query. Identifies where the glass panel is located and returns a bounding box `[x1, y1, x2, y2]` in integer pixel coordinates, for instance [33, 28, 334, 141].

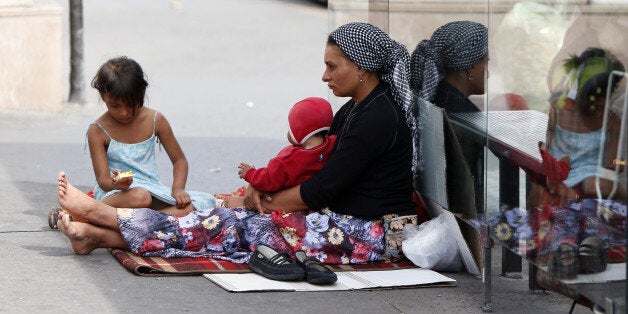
[327, 0, 626, 311]
[484, 0, 627, 310]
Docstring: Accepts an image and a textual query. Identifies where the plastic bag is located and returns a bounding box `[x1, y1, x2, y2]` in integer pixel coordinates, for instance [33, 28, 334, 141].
[402, 215, 463, 271]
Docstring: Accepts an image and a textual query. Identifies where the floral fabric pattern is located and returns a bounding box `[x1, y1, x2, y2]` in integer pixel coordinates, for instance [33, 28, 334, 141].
[117, 207, 249, 263]
[382, 214, 418, 262]
[236, 208, 386, 264]
[118, 205, 393, 265]
[483, 199, 626, 264]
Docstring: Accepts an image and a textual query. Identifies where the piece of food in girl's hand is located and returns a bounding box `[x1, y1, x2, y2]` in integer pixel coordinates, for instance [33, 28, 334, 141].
[114, 170, 133, 182]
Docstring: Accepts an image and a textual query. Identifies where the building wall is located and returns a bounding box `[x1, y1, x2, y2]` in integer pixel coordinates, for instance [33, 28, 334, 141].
[0, 1, 63, 111]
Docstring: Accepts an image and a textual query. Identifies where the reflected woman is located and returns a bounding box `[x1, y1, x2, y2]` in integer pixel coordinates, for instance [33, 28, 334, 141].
[410, 20, 489, 214]
[410, 20, 488, 112]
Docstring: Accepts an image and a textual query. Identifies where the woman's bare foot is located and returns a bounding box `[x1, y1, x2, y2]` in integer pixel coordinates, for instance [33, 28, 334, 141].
[57, 171, 100, 223]
[57, 211, 97, 255]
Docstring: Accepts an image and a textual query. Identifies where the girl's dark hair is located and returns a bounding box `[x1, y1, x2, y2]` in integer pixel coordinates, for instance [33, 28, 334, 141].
[564, 48, 625, 114]
[91, 56, 148, 107]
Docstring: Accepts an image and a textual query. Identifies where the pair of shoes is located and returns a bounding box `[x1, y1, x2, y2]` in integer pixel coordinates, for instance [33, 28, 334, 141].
[295, 250, 337, 285]
[578, 236, 607, 274]
[548, 243, 578, 279]
[248, 244, 304, 281]
[548, 236, 609, 279]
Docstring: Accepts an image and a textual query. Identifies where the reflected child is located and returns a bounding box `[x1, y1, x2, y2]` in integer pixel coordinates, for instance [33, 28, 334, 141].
[546, 47, 626, 199]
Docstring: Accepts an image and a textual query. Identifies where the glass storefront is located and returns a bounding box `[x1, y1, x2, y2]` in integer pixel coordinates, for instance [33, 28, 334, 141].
[328, 0, 627, 311]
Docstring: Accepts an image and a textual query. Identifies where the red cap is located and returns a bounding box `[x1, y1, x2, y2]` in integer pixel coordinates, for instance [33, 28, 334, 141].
[288, 97, 333, 145]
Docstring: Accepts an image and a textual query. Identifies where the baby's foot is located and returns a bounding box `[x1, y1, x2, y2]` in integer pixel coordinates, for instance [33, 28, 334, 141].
[57, 211, 96, 255]
[223, 195, 245, 208]
[57, 171, 94, 222]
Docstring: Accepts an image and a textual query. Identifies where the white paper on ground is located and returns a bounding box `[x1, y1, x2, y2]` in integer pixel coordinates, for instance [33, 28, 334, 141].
[203, 268, 456, 292]
[541, 263, 626, 284]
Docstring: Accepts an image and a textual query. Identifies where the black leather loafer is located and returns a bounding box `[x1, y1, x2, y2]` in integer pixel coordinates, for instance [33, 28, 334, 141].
[548, 243, 578, 279]
[579, 236, 608, 274]
[295, 250, 338, 285]
[248, 244, 305, 281]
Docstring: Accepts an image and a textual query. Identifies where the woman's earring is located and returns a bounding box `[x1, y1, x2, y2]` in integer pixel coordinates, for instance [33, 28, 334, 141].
[359, 75, 364, 83]
[467, 71, 473, 80]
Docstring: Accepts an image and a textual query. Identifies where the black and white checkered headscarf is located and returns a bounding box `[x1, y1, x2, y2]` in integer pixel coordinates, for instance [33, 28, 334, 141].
[410, 21, 488, 102]
[330, 22, 420, 172]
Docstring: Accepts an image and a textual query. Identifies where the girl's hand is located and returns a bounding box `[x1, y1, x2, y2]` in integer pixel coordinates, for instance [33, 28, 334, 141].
[172, 188, 191, 209]
[111, 170, 132, 190]
[238, 163, 254, 179]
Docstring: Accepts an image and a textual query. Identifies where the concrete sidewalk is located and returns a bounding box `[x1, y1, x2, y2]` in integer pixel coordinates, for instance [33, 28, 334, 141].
[0, 0, 588, 312]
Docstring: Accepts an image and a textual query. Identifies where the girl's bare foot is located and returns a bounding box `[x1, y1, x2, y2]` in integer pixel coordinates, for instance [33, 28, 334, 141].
[57, 211, 96, 255]
[158, 203, 195, 216]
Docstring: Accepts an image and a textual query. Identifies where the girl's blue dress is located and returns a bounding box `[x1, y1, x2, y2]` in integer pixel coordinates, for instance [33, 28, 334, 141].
[549, 125, 606, 188]
[90, 112, 215, 210]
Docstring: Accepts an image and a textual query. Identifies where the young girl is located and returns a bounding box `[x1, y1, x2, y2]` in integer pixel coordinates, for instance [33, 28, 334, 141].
[87, 56, 215, 214]
[546, 47, 626, 200]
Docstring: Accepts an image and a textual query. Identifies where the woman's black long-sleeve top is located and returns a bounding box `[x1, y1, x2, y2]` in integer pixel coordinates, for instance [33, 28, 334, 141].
[300, 82, 416, 220]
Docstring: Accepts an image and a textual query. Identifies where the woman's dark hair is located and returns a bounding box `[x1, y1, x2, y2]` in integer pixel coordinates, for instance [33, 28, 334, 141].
[91, 56, 148, 107]
[326, 36, 351, 61]
[326, 35, 338, 48]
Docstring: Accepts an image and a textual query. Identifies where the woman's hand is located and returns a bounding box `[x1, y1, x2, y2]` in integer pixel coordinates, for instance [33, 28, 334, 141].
[111, 170, 132, 190]
[172, 188, 191, 209]
[243, 185, 270, 215]
[244, 185, 306, 215]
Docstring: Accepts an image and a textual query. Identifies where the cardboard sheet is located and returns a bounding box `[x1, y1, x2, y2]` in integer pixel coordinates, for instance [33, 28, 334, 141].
[416, 98, 449, 208]
[414, 99, 481, 276]
[204, 268, 456, 292]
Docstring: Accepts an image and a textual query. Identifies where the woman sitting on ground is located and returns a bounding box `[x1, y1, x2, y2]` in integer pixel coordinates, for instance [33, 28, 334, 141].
[240, 22, 419, 263]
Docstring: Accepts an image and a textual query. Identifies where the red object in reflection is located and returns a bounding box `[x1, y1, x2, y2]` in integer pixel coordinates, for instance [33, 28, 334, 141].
[539, 145, 571, 185]
[489, 93, 529, 111]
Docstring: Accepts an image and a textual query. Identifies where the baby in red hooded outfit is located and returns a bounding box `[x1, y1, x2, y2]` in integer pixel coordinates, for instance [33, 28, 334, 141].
[237, 97, 336, 193]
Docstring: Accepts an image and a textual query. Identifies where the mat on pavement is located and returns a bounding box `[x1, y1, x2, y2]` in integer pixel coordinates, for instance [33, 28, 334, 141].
[110, 249, 418, 276]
